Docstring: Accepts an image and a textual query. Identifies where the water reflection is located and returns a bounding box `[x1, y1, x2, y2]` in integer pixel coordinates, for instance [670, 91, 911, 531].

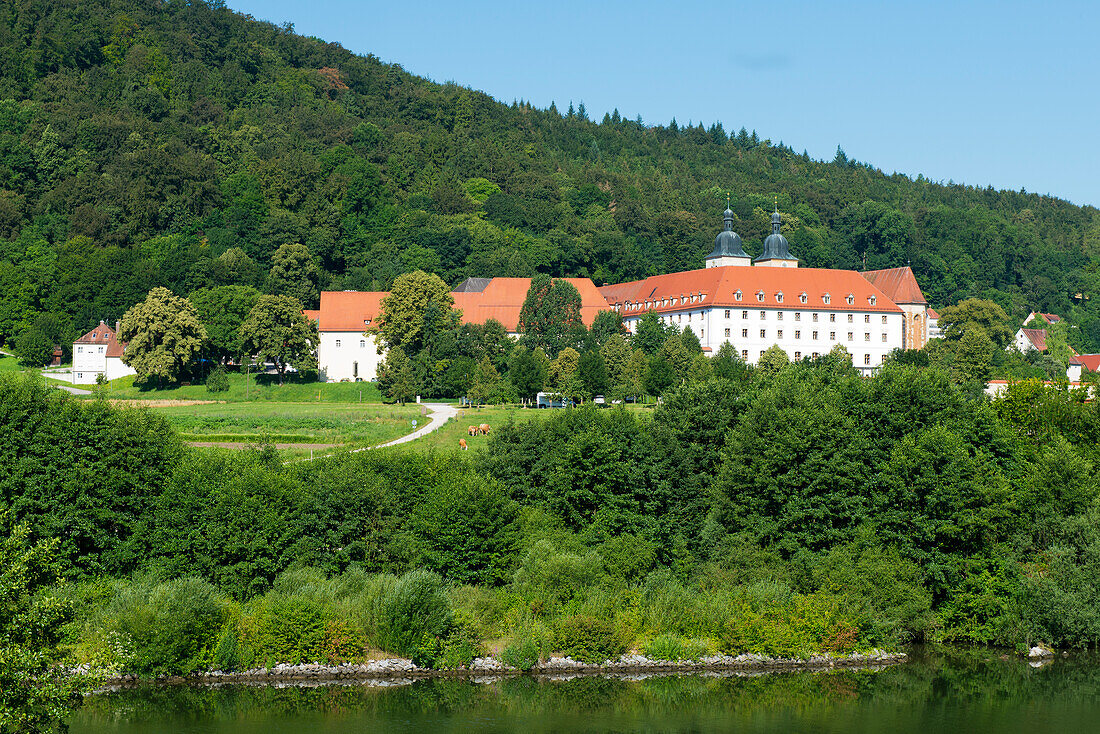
[70, 648, 1100, 734]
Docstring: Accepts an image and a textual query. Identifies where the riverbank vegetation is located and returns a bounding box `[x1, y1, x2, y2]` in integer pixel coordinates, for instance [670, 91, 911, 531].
[4, 351, 1100, 698]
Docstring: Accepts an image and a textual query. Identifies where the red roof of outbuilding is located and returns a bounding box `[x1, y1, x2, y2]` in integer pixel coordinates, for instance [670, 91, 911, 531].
[1076, 354, 1100, 372]
[599, 266, 902, 314]
[860, 266, 928, 305]
[75, 322, 126, 357]
[1020, 328, 1048, 351]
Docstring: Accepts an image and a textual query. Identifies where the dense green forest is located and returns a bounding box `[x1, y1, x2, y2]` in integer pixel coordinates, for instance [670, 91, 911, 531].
[1, 0, 1100, 355]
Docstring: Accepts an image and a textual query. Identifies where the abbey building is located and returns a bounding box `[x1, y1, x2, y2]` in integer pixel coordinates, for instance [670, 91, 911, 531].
[310, 203, 933, 380]
[599, 206, 932, 374]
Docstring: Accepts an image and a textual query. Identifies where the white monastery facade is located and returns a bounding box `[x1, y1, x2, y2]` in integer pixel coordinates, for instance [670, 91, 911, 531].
[311, 203, 935, 380]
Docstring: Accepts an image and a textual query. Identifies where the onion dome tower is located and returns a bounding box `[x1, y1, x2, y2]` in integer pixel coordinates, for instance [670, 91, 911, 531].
[754, 199, 799, 268]
[705, 197, 751, 268]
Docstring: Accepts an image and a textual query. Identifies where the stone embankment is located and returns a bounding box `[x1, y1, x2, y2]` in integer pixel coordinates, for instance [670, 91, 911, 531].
[97, 649, 906, 687]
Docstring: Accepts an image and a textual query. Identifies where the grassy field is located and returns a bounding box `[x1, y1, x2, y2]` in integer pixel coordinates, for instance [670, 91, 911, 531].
[388, 403, 654, 454]
[0, 354, 20, 372]
[97, 371, 387, 403]
[150, 402, 421, 452]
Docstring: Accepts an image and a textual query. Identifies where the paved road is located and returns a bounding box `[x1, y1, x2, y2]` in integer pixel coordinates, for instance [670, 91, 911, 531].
[54, 383, 92, 396]
[358, 402, 459, 450]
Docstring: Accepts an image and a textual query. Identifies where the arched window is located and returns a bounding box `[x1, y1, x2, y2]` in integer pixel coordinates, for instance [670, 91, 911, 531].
[823, 293, 831, 304]
[799, 292, 808, 304]
[756, 290, 765, 302]
[776, 291, 784, 303]
[734, 290, 743, 301]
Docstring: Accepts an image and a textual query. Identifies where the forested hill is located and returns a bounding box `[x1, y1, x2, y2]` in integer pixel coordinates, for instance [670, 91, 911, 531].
[2, 0, 1099, 348]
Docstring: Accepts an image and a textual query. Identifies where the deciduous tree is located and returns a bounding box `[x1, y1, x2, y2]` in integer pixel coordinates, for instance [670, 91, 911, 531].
[119, 287, 208, 384]
[239, 295, 318, 384]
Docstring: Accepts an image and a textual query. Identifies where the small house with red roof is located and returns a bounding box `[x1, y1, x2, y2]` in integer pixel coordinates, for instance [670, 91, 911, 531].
[71, 320, 135, 384]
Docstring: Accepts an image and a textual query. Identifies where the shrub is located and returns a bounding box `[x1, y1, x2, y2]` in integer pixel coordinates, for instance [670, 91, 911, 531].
[376, 570, 453, 656]
[500, 636, 541, 671]
[251, 596, 338, 664]
[206, 366, 229, 392]
[554, 615, 626, 663]
[103, 578, 226, 675]
[643, 634, 711, 661]
[718, 593, 861, 658]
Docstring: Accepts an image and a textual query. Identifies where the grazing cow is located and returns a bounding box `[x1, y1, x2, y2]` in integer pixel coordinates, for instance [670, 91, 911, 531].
[467, 425, 478, 436]
[459, 438, 468, 450]
[479, 423, 491, 435]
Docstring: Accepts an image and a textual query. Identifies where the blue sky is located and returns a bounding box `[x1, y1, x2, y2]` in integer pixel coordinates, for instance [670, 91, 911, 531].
[228, 1, 1100, 207]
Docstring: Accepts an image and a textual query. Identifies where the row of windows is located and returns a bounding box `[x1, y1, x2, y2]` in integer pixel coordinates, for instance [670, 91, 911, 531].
[724, 310, 888, 325]
[623, 290, 882, 313]
[736, 351, 884, 366]
[725, 328, 889, 342]
[334, 339, 368, 348]
[75, 346, 105, 354]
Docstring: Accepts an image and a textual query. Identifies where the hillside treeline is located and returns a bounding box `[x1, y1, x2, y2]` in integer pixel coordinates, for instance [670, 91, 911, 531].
[4, 363, 1100, 682]
[1, 0, 1100, 354]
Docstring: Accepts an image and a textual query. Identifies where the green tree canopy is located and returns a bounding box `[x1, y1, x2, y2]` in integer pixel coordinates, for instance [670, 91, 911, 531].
[0, 515, 85, 733]
[377, 345, 418, 404]
[119, 287, 208, 384]
[239, 295, 318, 383]
[379, 271, 458, 353]
[188, 285, 261, 363]
[519, 274, 583, 357]
[937, 298, 1015, 348]
[266, 243, 319, 309]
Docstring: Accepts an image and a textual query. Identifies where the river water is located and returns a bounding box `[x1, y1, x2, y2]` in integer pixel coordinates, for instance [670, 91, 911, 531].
[69, 648, 1100, 734]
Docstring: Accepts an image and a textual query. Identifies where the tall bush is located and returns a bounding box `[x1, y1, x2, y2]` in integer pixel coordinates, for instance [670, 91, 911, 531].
[376, 570, 453, 656]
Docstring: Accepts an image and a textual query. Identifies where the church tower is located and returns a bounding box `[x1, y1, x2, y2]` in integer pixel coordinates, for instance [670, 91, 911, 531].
[705, 201, 751, 268]
[754, 203, 799, 268]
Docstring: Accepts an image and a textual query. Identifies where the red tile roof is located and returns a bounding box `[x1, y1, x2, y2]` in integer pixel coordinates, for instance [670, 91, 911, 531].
[452, 277, 609, 332]
[75, 322, 126, 357]
[1020, 328, 1047, 351]
[860, 267, 928, 305]
[1076, 354, 1100, 372]
[599, 266, 902, 314]
[317, 278, 612, 334]
[928, 308, 940, 319]
[317, 292, 387, 332]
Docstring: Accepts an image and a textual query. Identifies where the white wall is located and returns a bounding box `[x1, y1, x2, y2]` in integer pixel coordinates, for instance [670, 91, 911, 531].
[318, 331, 384, 382]
[71, 343, 107, 383]
[625, 306, 905, 374]
[105, 356, 136, 381]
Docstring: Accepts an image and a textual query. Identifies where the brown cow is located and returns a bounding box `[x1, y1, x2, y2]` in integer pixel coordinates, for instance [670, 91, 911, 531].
[459, 438, 468, 450]
[479, 423, 491, 435]
[467, 425, 478, 436]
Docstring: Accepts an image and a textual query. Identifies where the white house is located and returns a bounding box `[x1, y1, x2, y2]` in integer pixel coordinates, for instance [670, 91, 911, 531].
[71, 321, 136, 384]
[600, 209, 912, 375]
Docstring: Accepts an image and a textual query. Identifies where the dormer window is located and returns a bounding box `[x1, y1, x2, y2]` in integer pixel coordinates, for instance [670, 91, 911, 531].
[776, 291, 784, 304]
[845, 294, 854, 305]
[756, 290, 765, 302]
[364, 319, 372, 326]
[799, 292, 808, 304]
[868, 296, 877, 306]
[823, 293, 831, 304]
[699, 294, 706, 302]
[735, 290, 742, 302]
